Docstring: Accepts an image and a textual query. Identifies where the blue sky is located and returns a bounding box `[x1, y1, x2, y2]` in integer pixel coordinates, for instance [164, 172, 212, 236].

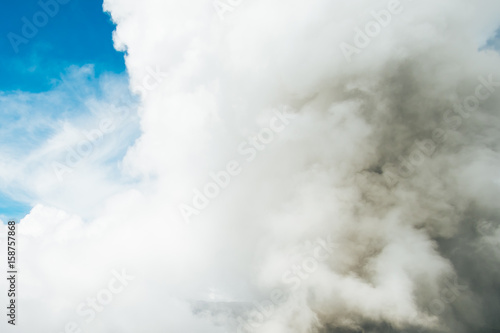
[0, 0, 130, 221]
[0, 0, 125, 92]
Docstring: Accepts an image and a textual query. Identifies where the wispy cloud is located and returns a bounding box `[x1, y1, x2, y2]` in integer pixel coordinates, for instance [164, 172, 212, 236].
[0, 64, 139, 218]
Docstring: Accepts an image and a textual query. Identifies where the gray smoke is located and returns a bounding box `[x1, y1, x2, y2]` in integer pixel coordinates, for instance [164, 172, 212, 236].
[3, 1, 500, 332]
[100, 0, 500, 332]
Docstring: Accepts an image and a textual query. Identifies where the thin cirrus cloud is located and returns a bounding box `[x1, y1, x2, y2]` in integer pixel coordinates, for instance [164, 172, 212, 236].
[0, 65, 139, 221]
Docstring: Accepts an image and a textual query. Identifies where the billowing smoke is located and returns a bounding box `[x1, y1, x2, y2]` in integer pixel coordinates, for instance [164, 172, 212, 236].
[2, 0, 500, 332]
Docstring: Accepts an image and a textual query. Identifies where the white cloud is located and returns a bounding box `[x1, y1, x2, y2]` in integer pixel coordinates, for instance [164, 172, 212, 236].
[2, 0, 500, 332]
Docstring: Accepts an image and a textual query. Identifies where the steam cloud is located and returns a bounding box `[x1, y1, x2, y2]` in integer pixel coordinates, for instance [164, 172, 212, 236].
[2, 0, 500, 332]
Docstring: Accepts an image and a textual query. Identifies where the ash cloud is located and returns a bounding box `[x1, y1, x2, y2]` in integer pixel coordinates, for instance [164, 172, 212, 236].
[99, 0, 500, 331]
[2, 0, 500, 332]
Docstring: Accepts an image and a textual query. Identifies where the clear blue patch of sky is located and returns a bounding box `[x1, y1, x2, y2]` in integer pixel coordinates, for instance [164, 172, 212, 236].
[0, 0, 126, 93]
